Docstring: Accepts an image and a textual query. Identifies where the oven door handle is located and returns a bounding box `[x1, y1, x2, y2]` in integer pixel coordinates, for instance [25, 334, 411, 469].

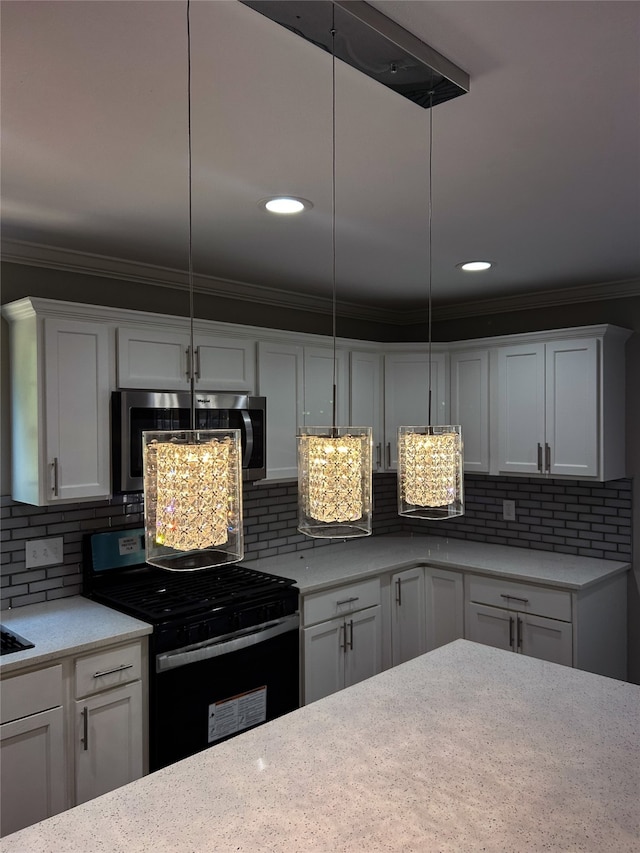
[155, 613, 299, 673]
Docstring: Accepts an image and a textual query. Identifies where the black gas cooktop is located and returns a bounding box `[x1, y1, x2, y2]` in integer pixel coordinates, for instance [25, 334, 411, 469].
[0, 625, 35, 656]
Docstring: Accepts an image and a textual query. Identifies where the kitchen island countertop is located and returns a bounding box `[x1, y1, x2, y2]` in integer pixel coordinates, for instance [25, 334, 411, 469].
[2, 639, 638, 852]
[247, 533, 630, 594]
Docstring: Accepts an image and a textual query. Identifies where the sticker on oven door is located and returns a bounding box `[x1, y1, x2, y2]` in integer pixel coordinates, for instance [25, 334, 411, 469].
[208, 686, 267, 743]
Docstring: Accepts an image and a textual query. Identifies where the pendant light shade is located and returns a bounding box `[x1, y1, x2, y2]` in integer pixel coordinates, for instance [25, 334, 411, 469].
[298, 426, 372, 538]
[398, 425, 463, 519]
[142, 1, 244, 570]
[397, 90, 464, 522]
[297, 15, 373, 540]
[143, 429, 244, 570]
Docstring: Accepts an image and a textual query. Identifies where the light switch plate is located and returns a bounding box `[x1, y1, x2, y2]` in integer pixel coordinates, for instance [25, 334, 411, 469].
[502, 499, 516, 521]
[25, 537, 64, 568]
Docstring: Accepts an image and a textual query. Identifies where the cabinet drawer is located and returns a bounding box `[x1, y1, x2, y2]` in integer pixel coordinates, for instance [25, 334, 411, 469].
[303, 578, 380, 626]
[467, 575, 571, 622]
[75, 643, 142, 699]
[0, 665, 63, 723]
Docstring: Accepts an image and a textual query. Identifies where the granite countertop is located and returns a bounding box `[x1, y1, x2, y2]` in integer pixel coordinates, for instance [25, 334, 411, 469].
[3, 639, 638, 852]
[0, 597, 152, 675]
[247, 534, 631, 594]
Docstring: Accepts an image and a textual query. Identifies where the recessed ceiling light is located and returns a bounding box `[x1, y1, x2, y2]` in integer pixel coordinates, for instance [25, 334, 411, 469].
[457, 261, 494, 272]
[259, 196, 313, 215]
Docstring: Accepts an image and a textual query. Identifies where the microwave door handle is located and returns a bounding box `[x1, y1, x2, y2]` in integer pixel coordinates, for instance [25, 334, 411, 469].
[240, 410, 253, 467]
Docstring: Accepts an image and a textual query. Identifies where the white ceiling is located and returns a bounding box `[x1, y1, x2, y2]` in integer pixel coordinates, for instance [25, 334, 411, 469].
[1, 0, 639, 321]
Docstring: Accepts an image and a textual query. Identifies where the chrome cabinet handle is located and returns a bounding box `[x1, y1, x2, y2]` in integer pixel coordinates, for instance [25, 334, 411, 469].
[348, 619, 354, 651]
[82, 706, 89, 751]
[395, 578, 402, 606]
[386, 442, 391, 468]
[537, 443, 543, 472]
[509, 616, 514, 650]
[93, 663, 134, 679]
[517, 616, 523, 650]
[336, 597, 359, 607]
[500, 594, 529, 605]
[545, 442, 551, 473]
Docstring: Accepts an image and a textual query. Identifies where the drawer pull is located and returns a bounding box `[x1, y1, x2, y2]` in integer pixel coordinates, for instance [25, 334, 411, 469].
[348, 619, 354, 651]
[500, 594, 529, 605]
[336, 597, 359, 607]
[517, 616, 523, 650]
[93, 663, 134, 679]
[395, 578, 402, 606]
[82, 706, 89, 751]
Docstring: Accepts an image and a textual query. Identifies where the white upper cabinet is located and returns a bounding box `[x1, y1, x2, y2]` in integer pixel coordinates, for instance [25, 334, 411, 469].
[3, 300, 112, 505]
[117, 327, 255, 392]
[257, 341, 303, 480]
[350, 351, 383, 470]
[495, 329, 629, 480]
[302, 346, 348, 427]
[450, 348, 490, 473]
[384, 351, 448, 469]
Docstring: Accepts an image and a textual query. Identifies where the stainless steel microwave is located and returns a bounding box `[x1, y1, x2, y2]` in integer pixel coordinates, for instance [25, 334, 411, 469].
[111, 390, 266, 492]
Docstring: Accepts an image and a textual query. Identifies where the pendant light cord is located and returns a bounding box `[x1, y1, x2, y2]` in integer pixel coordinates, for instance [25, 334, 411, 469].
[187, 0, 195, 431]
[331, 14, 338, 437]
[427, 89, 434, 426]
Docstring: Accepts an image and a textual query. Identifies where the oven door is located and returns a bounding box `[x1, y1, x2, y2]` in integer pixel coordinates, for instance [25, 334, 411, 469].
[150, 614, 299, 771]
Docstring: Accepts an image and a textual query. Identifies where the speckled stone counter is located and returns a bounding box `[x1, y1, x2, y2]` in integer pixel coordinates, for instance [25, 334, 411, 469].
[248, 534, 630, 593]
[2, 640, 638, 852]
[0, 597, 152, 675]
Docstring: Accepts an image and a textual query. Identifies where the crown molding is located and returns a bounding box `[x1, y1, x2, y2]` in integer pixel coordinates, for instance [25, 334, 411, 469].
[2, 239, 639, 326]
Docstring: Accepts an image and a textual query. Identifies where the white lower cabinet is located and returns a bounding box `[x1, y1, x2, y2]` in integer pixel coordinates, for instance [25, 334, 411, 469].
[74, 642, 144, 805]
[301, 579, 382, 705]
[425, 567, 464, 652]
[75, 682, 143, 804]
[465, 574, 580, 670]
[390, 567, 426, 667]
[0, 666, 66, 837]
[0, 638, 147, 837]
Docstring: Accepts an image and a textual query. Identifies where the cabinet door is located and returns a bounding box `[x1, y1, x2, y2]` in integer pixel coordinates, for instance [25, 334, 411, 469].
[303, 618, 345, 705]
[497, 344, 545, 474]
[44, 319, 111, 502]
[545, 338, 598, 478]
[519, 613, 573, 667]
[257, 341, 303, 479]
[350, 351, 383, 470]
[425, 567, 464, 652]
[345, 605, 382, 689]
[303, 346, 348, 427]
[0, 706, 66, 837]
[384, 352, 448, 469]
[75, 682, 143, 805]
[391, 568, 425, 666]
[194, 336, 255, 392]
[450, 349, 489, 473]
[118, 327, 189, 390]
[465, 603, 515, 653]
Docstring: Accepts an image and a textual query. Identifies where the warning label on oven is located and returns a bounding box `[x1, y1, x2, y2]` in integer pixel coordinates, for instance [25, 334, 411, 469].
[208, 686, 267, 743]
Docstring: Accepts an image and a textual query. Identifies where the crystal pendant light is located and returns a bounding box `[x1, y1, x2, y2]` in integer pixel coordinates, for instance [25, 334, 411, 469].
[398, 92, 464, 521]
[143, 1, 244, 570]
[297, 15, 372, 540]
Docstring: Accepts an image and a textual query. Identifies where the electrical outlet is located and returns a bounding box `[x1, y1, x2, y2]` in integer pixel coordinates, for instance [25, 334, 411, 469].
[25, 537, 64, 568]
[502, 499, 516, 521]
